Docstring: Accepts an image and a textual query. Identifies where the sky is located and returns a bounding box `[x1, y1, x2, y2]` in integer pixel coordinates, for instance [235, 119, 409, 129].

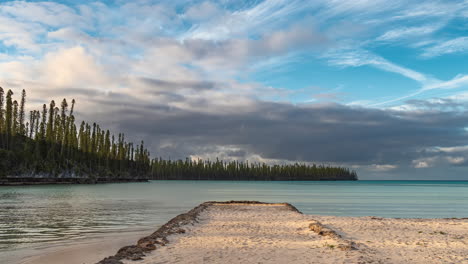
[1, 0, 468, 180]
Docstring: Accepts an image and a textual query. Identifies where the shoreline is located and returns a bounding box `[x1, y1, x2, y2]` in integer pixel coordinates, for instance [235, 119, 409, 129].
[98, 201, 468, 264]
[0, 177, 149, 186]
[0, 179, 359, 186]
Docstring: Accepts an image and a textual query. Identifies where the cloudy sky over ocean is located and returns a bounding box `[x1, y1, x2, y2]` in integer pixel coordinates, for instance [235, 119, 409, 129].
[1, 0, 468, 179]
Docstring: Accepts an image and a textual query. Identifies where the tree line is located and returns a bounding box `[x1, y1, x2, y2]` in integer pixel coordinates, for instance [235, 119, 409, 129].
[0, 87, 357, 181]
[151, 158, 357, 181]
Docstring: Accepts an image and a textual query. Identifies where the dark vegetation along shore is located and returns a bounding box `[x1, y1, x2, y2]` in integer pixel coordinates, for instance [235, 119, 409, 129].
[0, 87, 357, 184]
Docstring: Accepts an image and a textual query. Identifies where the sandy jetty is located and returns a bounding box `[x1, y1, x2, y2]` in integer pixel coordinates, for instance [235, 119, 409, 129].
[99, 201, 467, 264]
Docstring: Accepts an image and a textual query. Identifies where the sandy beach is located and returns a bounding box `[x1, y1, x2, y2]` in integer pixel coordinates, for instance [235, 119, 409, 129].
[97, 201, 467, 264]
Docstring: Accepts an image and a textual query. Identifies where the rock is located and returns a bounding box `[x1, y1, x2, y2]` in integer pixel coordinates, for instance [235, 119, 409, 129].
[309, 221, 341, 239]
[138, 241, 157, 250]
[174, 228, 186, 234]
[96, 256, 123, 264]
[115, 245, 145, 260]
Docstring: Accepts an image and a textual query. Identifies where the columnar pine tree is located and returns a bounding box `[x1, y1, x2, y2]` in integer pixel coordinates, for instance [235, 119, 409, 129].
[60, 99, 68, 154]
[46, 101, 55, 142]
[19, 89, 26, 136]
[12, 100, 18, 136]
[29, 111, 35, 138]
[0, 87, 4, 148]
[5, 90, 13, 149]
[0, 87, 4, 133]
[34, 111, 40, 140]
[38, 104, 46, 143]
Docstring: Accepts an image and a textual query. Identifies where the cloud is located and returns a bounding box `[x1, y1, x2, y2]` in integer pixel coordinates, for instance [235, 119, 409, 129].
[374, 73, 468, 107]
[259, 24, 327, 54]
[324, 48, 468, 107]
[139, 77, 218, 91]
[422, 74, 468, 91]
[319, 0, 403, 19]
[183, 0, 314, 40]
[0, 1, 84, 27]
[184, 1, 223, 21]
[446, 156, 466, 165]
[140, 23, 327, 73]
[422, 37, 468, 57]
[368, 164, 398, 171]
[41, 46, 110, 88]
[92, 98, 468, 171]
[376, 24, 442, 41]
[0, 15, 45, 52]
[324, 49, 430, 83]
[413, 159, 431, 168]
[390, 1, 465, 20]
[436, 145, 468, 153]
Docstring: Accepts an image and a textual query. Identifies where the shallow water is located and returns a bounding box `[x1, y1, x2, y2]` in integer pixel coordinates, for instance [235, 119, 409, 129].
[1, 180, 467, 256]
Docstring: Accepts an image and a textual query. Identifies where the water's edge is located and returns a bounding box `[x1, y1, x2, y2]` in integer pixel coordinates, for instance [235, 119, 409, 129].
[0, 178, 359, 186]
[0, 177, 149, 185]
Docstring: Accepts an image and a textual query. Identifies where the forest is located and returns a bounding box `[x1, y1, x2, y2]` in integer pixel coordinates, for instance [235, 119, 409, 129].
[0, 87, 357, 183]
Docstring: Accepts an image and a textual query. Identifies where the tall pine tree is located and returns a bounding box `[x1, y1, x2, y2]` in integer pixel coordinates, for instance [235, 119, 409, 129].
[19, 89, 26, 136]
[5, 90, 13, 149]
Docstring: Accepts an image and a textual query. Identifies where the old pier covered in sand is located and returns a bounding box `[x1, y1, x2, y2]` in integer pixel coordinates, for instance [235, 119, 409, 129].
[100, 201, 467, 264]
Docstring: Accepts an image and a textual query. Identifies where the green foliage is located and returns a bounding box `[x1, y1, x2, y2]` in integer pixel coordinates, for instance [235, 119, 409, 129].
[0, 88, 358, 181]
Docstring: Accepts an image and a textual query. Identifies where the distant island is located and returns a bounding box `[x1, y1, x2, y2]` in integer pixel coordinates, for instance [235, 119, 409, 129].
[0, 87, 357, 185]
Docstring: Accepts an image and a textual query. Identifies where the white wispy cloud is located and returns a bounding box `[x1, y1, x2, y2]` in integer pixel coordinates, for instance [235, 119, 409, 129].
[0, 1, 86, 27]
[325, 48, 430, 83]
[369, 74, 468, 107]
[390, 1, 465, 20]
[183, 0, 313, 40]
[320, 0, 403, 19]
[422, 36, 468, 57]
[376, 24, 443, 41]
[422, 74, 468, 91]
[0, 15, 45, 52]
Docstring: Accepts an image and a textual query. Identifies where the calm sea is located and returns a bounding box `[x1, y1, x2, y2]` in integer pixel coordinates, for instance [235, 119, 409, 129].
[1, 180, 467, 256]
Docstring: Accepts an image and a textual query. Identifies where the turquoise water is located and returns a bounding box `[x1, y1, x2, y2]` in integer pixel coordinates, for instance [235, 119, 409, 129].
[0, 180, 467, 254]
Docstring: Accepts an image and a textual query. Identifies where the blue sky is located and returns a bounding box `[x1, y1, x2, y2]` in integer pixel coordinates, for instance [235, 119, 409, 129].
[1, 0, 468, 179]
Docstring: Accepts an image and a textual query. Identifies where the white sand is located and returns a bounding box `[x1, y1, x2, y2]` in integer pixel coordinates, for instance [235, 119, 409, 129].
[313, 215, 468, 264]
[124, 203, 468, 264]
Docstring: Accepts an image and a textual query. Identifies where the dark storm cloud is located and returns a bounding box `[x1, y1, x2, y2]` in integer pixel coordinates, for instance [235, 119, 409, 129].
[140, 77, 217, 91]
[93, 99, 468, 168]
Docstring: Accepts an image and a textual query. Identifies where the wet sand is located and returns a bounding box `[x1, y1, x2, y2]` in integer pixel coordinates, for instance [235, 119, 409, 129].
[10, 230, 150, 264]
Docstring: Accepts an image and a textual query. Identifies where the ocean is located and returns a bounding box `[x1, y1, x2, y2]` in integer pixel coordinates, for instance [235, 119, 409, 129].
[1, 180, 467, 259]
